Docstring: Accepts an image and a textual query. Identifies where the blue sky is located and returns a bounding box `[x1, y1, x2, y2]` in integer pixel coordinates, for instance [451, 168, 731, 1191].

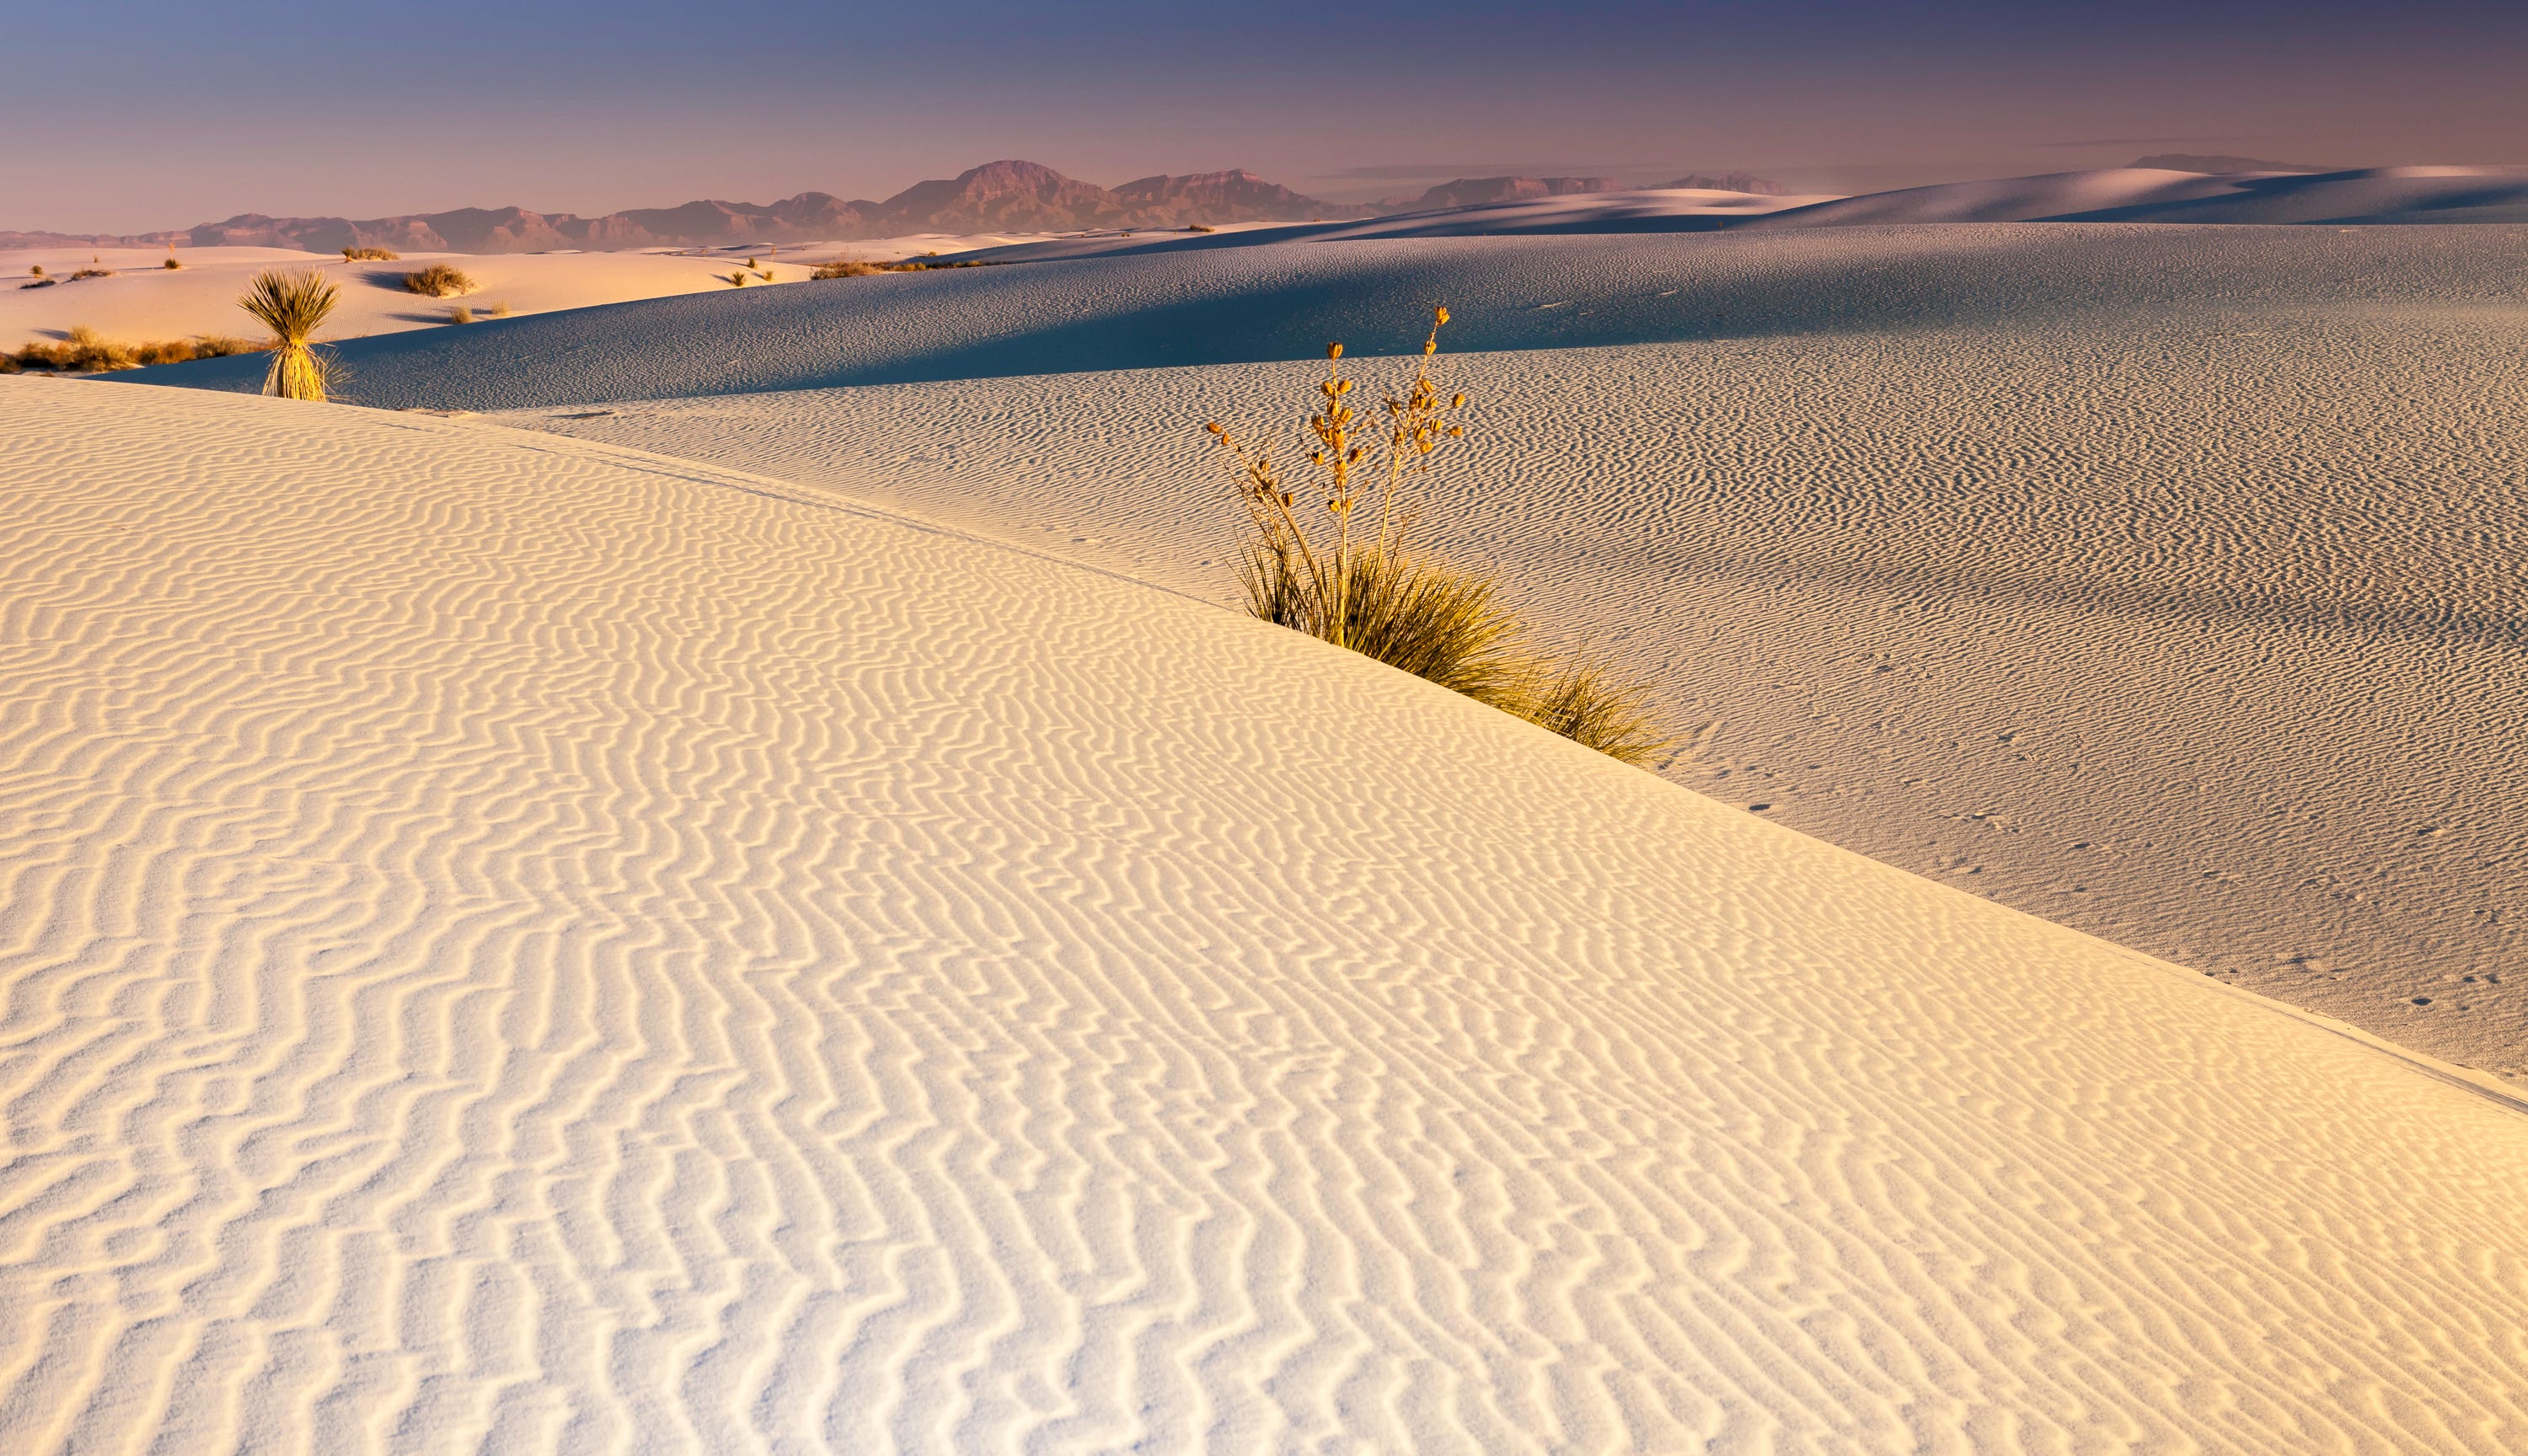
[6, 0, 2524, 230]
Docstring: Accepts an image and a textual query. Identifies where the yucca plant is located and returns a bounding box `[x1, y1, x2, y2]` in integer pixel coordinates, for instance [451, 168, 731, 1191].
[238, 268, 339, 401]
[1208, 308, 1673, 766]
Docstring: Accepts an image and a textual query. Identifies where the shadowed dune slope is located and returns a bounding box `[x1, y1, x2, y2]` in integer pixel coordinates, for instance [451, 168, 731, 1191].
[1738, 166, 2528, 228]
[948, 188, 1842, 263]
[3, 378, 2526, 1453]
[130, 223, 2528, 410]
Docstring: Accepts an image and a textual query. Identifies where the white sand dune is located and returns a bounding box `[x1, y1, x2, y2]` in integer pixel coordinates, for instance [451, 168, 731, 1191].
[130, 222, 2528, 408]
[303, 223, 2528, 1083]
[951, 189, 1840, 262]
[4, 377, 2525, 1452]
[0, 245, 774, 351]
[1740, 166, 2528, 228]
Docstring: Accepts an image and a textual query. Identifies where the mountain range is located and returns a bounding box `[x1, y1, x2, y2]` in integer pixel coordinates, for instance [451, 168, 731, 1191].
[2, 160, 1784, 254]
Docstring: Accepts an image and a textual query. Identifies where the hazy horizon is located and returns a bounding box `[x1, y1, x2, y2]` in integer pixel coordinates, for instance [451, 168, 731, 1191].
[8, 0, 2525, 233]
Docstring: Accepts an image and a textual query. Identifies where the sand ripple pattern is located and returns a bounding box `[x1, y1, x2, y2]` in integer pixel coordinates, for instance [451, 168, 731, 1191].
[3, 379, 2525, 1453]
[486, 227, 2528, 1081]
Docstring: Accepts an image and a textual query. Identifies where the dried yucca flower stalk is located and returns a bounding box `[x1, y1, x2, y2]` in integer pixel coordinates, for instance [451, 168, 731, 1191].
[238, 268, 340, 401]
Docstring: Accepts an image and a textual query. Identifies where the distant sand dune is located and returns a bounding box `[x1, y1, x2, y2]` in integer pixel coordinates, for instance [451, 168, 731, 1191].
[132, 223, 2528, 409]
[1739, 165, 2528, 228]
[0, 245, 766, 351]
[3, 379, 2524, 1450]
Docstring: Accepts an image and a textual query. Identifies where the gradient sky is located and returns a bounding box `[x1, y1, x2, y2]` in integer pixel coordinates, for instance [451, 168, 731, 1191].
[8, 0, 2525, 232]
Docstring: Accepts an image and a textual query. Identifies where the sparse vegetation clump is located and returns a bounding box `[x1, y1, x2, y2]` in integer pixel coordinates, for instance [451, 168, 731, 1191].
[808, 255, 995, 280]
[400, 263, 476, 297]
[486, 300, 511, 318]
[163, 255, 183, 270]
[67, 267, 113, 281]
[1206, 308, 1672, 765]
[6, 328, 262, 372]
[447, 305, 474, 325]
[238, 268, 340, 400]
[343, 246, 401, 260]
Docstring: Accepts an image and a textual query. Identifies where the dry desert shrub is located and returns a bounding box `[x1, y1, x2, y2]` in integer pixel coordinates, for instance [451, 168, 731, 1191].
[343, 246, 401, 260]
[447, 305, 474, 325]
[5, 329, 263, 372]
[1207, 308, 1671, 765]
[810, 255, 1003, 281]
[67, 267, 113, 281]
[238, 268, 340, 400]
[400, 263, 476, 297]
[163, 256, 183, 270]
[486, 300, 511, 317]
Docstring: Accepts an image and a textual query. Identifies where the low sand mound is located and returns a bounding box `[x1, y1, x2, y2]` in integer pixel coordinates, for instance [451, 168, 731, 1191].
[3, 377, 2525, 1451]
[0, 245, 772, 355]
[1741, 165, 2528, 228]
[129, 222, 2528, 410]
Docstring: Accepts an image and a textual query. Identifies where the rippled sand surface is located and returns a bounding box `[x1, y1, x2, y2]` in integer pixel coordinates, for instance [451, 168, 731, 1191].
[6, 378, 2524, 1451]
[358, 223, 2528, 1079]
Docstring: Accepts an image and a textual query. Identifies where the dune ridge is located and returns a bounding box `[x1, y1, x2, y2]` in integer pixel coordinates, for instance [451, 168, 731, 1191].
[2, 378, 2525, 1452]
[129, 222, 2528, 407]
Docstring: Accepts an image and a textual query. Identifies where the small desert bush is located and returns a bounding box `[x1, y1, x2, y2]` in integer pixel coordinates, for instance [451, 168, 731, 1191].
[163, 255, 183, 270]
[724, 270, 752, 286]
[343, 246, 400, 260]
[1187, 223, 1218, 233]
[486, 300, 511, 317]
[67, 267, 113, 281]
[238, 267, 340, 400]
[4, 328, 263, 372]
[28, 265, 42, 277]
[447, 305, 474, 325]
[811, 259, 885, 279]
[1207, 308, 1671, 765]
[400, 263, 476, 297]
